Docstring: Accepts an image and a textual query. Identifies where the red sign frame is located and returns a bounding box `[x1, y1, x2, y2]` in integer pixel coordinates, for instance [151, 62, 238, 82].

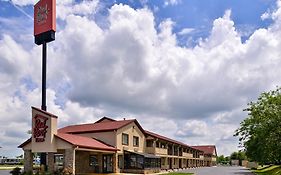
[34, 0, 56, 36]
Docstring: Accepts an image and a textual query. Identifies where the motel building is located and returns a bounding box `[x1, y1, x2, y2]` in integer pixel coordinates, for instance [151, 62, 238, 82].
[19, 107, 217, 174]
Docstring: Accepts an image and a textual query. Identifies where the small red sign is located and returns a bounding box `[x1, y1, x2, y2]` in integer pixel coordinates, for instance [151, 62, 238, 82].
[34, 0, 56, 36]
[33, 114, 48, 142]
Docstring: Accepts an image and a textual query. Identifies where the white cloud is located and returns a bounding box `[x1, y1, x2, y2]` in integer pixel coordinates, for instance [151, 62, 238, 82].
[164, 0, 181, 7]
[178, 28, 195, 35]
[176, 120, 208, 137]
[57, 0, 99, 20]
[261, 11, 271, 20]
[0, 0, 38, 6]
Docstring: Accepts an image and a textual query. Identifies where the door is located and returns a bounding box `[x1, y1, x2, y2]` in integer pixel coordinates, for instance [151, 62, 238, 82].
[179, 159, 182, 168]
[169, 158, 172, 169]
[103, 155, 113, 173]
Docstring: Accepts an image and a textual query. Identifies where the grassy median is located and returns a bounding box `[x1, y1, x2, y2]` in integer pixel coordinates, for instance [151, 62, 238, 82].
[0, 165, 23, 170]
[253, 165, 281, 175]
[160, 173, 193, 175]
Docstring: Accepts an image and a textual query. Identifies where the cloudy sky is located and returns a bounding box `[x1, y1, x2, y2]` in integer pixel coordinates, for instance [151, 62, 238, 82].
[1, 0, 281, 157]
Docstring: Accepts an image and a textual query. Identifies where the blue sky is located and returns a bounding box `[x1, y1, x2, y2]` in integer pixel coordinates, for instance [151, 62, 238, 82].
[1, 0, 281, 158]
[0, 0, 277, 43]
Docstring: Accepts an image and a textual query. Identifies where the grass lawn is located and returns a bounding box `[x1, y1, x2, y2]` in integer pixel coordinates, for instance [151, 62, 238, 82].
[160, 173, 194, 175]
[0, 165, 23, 170]
[253, 165, 281, 175]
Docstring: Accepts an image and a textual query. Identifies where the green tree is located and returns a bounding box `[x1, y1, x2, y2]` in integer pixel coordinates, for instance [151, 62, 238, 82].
[225, 156, 230, 163]
[230, 152, 238, 160]
[235, 87, 281, 164]
[217, 155, 225, 164]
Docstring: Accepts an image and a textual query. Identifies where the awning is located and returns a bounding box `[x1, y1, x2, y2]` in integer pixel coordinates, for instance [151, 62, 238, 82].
[125, 151, 160, 159]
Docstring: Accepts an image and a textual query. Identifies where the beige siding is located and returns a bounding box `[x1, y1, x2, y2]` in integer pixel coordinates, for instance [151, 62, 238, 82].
[22, 142, 32, 150]
[116, 122, 145, 153]
[56, 137, 73, 149]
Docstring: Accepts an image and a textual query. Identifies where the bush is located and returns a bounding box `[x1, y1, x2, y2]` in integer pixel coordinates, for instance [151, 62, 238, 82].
[10, 167, 21, 175]
[54, 169, 63, 175]
[21, 171, 32, 175]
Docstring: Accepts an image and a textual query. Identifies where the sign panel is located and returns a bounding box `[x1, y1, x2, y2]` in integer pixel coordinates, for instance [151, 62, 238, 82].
[33, 114, 48, 142]
[34, 0, 56, 36]
[31, 107, 58, 152]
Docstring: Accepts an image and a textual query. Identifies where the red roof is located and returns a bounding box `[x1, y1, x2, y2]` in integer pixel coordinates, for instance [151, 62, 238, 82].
[18, 138, 32, 148]
[145, 130, 185, 146]
[56, 133, 117, 151]
[144, 130, 202, 152]
[191, 145, 217, 155]
[58, 119, 135, 134]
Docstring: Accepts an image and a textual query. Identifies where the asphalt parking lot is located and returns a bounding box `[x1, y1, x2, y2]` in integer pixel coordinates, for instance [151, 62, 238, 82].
[0, 166, 254, 175]
[178, 166, 254, 175]
[0, 170, 10, 175]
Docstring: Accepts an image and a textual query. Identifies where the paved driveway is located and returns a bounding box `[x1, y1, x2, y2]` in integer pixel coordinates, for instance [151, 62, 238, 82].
[0, 170, 11, 175]
[179, 166, 254, 175]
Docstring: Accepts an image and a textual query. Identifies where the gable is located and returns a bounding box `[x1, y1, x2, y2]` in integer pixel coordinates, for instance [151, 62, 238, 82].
[94, 117, 116, 123]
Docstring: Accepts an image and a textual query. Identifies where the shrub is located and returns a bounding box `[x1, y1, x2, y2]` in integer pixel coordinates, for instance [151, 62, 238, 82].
[10, 167, 22, 175]
[21, 171, 32, 175]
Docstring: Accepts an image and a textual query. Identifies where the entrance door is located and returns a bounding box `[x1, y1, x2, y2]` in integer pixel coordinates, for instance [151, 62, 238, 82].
[103, 155, 113, 173]
[179, 159, 182, 168]
[169, 158, 172, 169]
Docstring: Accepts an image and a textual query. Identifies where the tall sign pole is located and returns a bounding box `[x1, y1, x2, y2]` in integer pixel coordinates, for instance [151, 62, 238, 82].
[34, 0, 56, 170]
[42, 41, 47, 111]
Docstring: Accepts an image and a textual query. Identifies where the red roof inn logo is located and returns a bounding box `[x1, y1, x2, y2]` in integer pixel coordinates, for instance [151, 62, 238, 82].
[33, 114, 49, 142]
[36, 4, 49, 25]
[34, 0, 56, 36]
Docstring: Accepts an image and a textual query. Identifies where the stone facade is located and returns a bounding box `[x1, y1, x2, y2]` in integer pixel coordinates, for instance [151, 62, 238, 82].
[64, 148, 75, 174]
[47, 152, 54, 173]
[24, 150, 33, 173]
[113, 153, 118, 173]
[75, 151, 96, 174]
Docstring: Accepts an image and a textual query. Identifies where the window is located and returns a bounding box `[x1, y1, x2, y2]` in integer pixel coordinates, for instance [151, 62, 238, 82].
[90, 155, 100, 172]
[144, 158, 161, 169]
[124, 151, 144, 169]
[54, 154, 64, 167]
[133, 136, 139, 147]
[122, 133, 129, 145]
[161, 157, 165, 165]
[146, 140, 153, 147]
[156, 141, 160, 148]
[118, 155, 123, 169]
[89, 155, 98, 167]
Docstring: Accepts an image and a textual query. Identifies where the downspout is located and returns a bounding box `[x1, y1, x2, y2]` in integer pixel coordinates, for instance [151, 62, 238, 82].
[73, 146, 78, 175]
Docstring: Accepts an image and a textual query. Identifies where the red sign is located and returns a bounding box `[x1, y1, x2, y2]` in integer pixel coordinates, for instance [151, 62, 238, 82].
[34, 0, 56, 36]
[33, 114, 48, 142]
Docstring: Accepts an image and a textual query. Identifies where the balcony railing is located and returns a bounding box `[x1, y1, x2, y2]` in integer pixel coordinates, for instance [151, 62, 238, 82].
[156, 147, 168, 155]
[146, 147, 168, 155]
[183, 152, 193, 158]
